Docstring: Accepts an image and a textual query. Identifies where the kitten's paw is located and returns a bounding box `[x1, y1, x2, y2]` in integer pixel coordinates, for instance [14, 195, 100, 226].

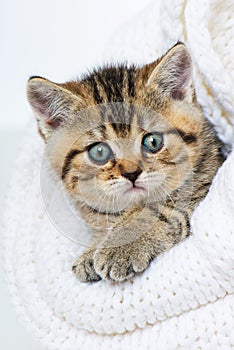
[72, 249, 102, 282]
[93, 246, 151, 282]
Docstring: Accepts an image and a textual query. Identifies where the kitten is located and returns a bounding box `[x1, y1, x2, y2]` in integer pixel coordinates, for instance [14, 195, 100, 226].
[27, 43, 224, 282]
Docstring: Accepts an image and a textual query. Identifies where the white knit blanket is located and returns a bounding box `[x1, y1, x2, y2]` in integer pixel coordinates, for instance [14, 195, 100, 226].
[4, 0, 234, 349]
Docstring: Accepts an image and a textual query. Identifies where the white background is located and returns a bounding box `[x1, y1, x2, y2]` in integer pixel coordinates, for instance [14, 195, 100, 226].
[0, 0, 151, 349]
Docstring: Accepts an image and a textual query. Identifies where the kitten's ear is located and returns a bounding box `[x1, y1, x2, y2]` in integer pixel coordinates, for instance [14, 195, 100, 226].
[146, 43, 194, 103]
[27, 77, 82, 141]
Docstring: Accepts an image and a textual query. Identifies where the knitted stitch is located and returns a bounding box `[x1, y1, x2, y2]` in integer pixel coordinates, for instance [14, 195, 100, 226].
[4, 0, 234, 349]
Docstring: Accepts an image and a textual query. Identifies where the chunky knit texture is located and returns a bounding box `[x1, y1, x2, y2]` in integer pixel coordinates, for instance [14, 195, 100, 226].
[4, 0, 234, 349]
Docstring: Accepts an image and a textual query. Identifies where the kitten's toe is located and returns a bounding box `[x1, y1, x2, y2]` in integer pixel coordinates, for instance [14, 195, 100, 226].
[109, 259, 135, 281]
[72, 249, 102, 282]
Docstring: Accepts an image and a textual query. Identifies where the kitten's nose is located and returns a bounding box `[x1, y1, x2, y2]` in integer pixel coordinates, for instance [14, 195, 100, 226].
[119, 162, 142, 184]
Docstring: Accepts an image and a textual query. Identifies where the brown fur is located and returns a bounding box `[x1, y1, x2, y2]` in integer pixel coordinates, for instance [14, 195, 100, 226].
[27, 43, 224, 282]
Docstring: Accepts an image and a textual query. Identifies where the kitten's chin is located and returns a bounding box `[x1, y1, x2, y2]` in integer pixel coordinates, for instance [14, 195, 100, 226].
[120, 185, 148, 208]
[124, 186, 147, 200]
[79, 188, 148, 214]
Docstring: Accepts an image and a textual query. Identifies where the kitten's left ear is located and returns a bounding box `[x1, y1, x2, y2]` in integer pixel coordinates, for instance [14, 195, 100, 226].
[146, 43, 195, 103]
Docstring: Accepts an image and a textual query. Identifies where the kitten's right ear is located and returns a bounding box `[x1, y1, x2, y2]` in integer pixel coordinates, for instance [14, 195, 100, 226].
[27, 77, 82, 141]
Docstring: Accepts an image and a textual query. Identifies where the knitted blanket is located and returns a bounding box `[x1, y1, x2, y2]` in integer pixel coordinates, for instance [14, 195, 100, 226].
[4, 0, 234, 349]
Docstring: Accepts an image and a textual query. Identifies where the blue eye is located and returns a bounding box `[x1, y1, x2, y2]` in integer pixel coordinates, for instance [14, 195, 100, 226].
[88, 142, 113, 164]
[142, 132, 164, 153]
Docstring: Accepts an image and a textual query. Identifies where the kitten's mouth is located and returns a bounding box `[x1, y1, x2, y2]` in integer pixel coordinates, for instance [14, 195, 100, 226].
[124, 184, 146, 195]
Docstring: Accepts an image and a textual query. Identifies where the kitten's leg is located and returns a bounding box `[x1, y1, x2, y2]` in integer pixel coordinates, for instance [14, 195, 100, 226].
[93, 232, 168, 282]
[93, 206, 190, 281]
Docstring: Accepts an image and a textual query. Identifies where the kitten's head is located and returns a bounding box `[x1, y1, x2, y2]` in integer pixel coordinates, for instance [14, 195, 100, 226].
[27, 43, 209, 213]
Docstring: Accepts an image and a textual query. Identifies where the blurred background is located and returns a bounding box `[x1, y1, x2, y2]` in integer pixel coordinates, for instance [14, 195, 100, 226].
[0, 0, 151, 348]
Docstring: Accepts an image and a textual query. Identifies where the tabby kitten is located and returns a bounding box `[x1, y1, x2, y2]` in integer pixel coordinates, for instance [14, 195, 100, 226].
[27, 43, 224, 282]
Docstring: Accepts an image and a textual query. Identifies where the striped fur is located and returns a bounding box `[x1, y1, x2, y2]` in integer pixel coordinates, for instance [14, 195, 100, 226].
[27, 43, 224, 282]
